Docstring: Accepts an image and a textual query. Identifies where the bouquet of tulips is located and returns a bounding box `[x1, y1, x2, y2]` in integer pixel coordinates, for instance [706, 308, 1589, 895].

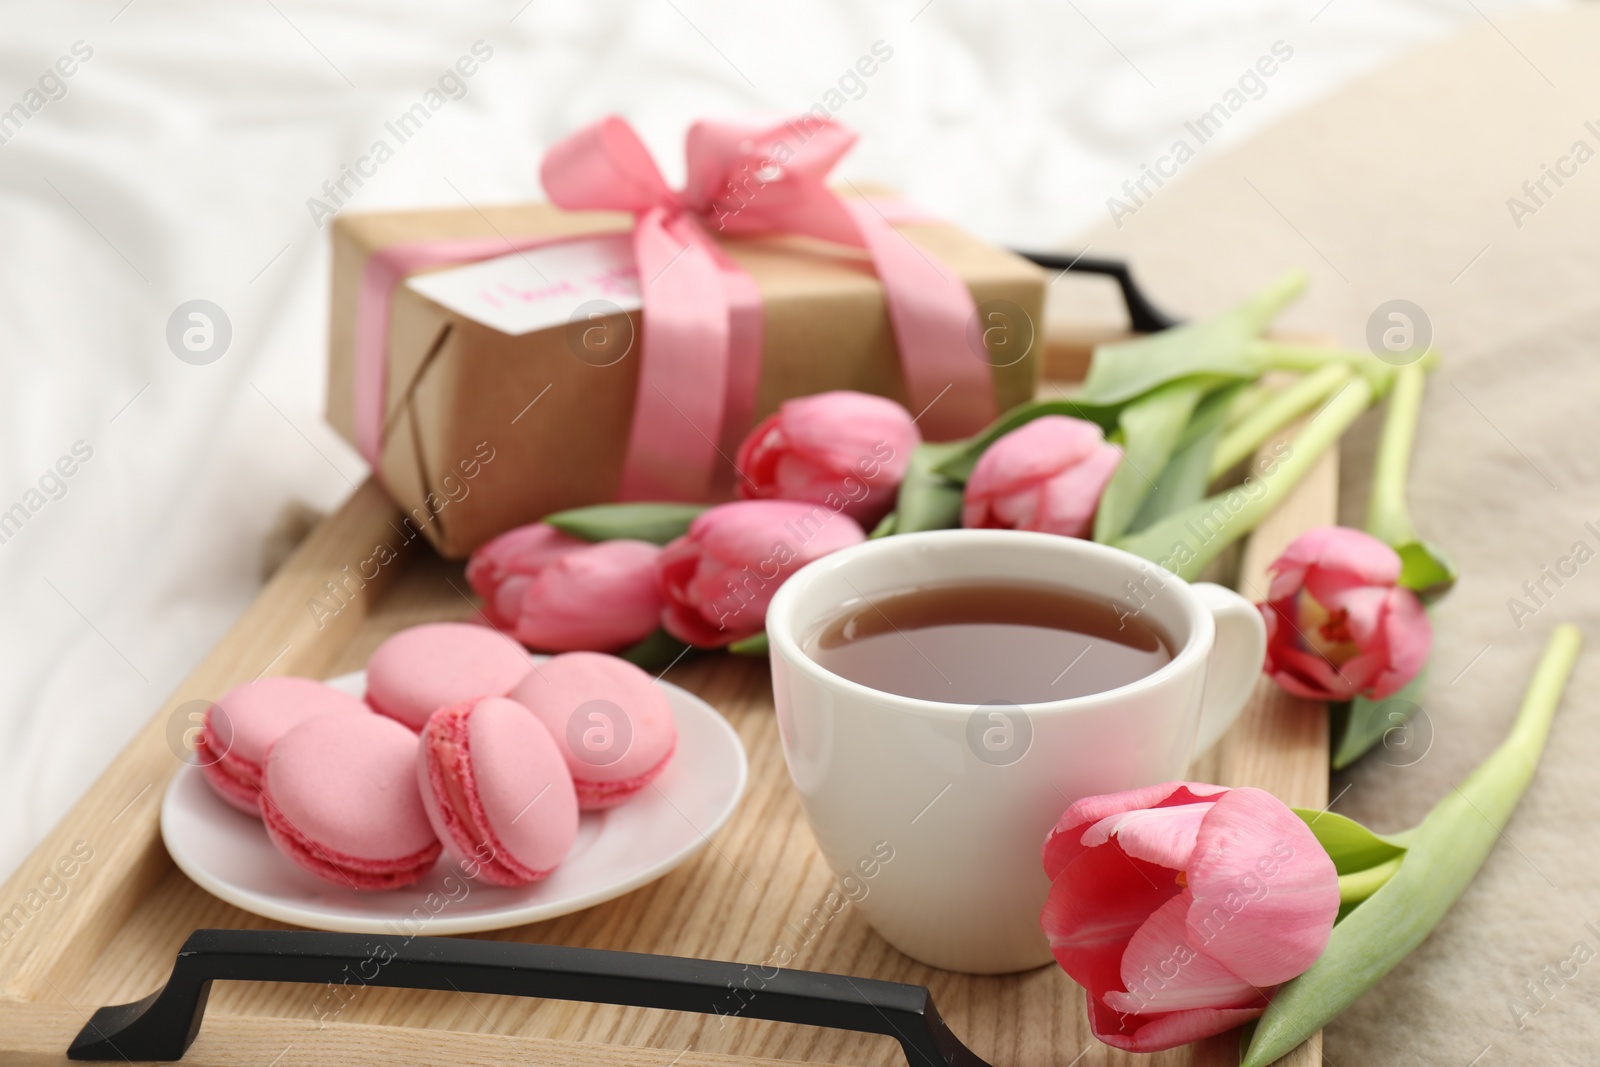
[467, 270, 1580, 1061]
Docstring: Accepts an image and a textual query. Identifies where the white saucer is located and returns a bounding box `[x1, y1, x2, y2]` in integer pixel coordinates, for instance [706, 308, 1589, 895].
[160, 667, 748, 934]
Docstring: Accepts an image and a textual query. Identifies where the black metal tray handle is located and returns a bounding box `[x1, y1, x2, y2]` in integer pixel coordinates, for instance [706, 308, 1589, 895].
[68, 929, 994, 1067]
[1011, 250, 1179, 334]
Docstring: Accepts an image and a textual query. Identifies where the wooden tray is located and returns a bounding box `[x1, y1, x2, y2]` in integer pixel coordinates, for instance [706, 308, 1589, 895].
[0, 374, 1332, 1067]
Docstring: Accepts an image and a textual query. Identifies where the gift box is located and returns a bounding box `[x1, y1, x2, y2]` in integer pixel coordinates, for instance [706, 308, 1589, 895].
[325, 118, 1045, 558]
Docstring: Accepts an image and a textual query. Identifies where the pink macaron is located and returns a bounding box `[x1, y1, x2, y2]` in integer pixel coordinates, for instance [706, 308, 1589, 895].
[417, 696, 579, 886]
[508, 652, 677, 811]
[260, 712, 442, 890]
[365, 621, 534, 731]
[196, 676, 370, 816]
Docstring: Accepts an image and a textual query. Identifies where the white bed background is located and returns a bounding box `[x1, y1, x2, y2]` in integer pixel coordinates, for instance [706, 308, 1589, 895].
[0, 0, 1567, 884]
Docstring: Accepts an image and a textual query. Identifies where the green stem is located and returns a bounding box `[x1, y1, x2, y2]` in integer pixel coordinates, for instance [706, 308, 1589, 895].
[1337, 855, 1402, 905]
[1459, 624, 1580, 815]
[1247, 341, 1416, 392]
[1116, 376, 1374, 581]
[1209, 364, 1352, 480]
[1224, 381, 1280, 431]
[1364, 362, 1425, 546]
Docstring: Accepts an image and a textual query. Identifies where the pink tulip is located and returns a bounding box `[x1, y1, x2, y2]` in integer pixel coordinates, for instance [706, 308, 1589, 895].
[659, 500, 866, 647]
[1041, 782, 1339, 1053]
[468, 525, 664, 652]
[735, 391, 920, 527]
[466, 523, 588, 629]
[1260, 526, 1431, 702]
[961, 415, 1122, 537]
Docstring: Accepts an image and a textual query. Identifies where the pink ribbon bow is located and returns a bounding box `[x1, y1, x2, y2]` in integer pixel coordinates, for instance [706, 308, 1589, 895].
[542, 116, 996, 500]
[355, 116, 995, 503]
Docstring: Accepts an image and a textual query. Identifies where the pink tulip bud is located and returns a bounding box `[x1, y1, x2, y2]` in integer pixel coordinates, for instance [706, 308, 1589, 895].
[659, 499, 866, 647]
[467, 524, 664, 652]
[1260, 526, 1431, 702]
[735, 391, 919, 528]
[511, 539, 666, 652]
[961, 415, 1122, 538]
[1041, 782, 1339, 1053]
[466, 523, 589, 629]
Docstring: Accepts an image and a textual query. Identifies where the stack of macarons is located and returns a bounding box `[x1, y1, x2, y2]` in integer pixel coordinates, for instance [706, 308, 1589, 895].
[195, 621, 677, 891]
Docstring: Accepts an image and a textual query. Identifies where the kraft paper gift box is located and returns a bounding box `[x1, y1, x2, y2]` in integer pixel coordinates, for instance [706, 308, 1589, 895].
[325, 193, 1045, 560]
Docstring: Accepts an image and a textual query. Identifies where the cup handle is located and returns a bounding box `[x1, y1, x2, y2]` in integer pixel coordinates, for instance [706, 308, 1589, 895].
[1190, 582, 1268, 755]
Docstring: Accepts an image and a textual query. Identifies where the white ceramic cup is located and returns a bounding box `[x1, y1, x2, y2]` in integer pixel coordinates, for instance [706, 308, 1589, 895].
[766, 529, 1267, 975]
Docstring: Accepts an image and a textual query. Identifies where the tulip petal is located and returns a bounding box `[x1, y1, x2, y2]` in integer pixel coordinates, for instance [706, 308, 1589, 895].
[1104, 893, 1266, 1014]
[493, 575, 533, 630]
[771, 452, 837, 500]
[1042, 841, 1181, 1006]
[960, 497, 992, 529]
[1264, 559, 1311, 605]
[1183, 787, 1339, 987]
[660, 599, 730, 647]
[966, 415, 1104, 500]
[1093, 1004, 1266, 1053]
[1031, 441, 1123, 537]
[1319, 585, 1389, 647]
[735, 394, 918, 528]
[658, 536, 734, 647]
[1266, 643, 1377, 701]
[1261, 663, 1347, 702]
[658, 500, 866, 648]
[514, 540, 664, 652]
[1081, 802, 1211, 870]
[682, 555, 762, 642]
[1367, 587, 1431, 700]
[1261, 597, 1386, 702]
[733, 413, 786, 492]
[1274, 526, 1402, 605]
[694, 500, 865, 565]
[774, 391, 919, 479]
[1285, 525, 1402, 582]
[466, 523, 588, 626]
[988, 486, 1041, 530]
[466, 523, 586, 597]
[1043, 782, 1227, 880]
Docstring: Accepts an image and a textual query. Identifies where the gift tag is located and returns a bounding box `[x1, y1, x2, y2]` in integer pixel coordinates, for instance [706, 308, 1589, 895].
[405, 234, 641, 337]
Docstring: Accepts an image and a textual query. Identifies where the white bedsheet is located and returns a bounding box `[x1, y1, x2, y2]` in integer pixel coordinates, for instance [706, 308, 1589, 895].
[0, 0, 1566, 882]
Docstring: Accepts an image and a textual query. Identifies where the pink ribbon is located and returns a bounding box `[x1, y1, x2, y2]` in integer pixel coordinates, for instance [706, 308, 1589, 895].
[355, 115, 996, 502]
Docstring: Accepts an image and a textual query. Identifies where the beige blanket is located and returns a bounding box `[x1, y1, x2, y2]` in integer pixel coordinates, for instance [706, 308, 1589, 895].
[1061, 9, 1600, 1064]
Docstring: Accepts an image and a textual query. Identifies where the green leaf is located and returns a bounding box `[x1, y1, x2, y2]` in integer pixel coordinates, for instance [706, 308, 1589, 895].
[1242, 626, 1582, 1067]
[544, 503, 707, 545]
[1124, 382, 1245, 535]
[729, 632, 769, 656]
[1332, 664, 1429, 770]
[618, 629, 695, 672]
[1290, 809, 1407, 875]
[1092, 380, 1207, 542]
[1396, 539, 1457, 602]
[1337, 855, 1404, 907]
[869, 512, 897, 539]
[931, 396, 1126, 486]
[890, 440, 968, 533]
[1172, 380, 1251, 453]
[1078, 268, 1307, 406]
